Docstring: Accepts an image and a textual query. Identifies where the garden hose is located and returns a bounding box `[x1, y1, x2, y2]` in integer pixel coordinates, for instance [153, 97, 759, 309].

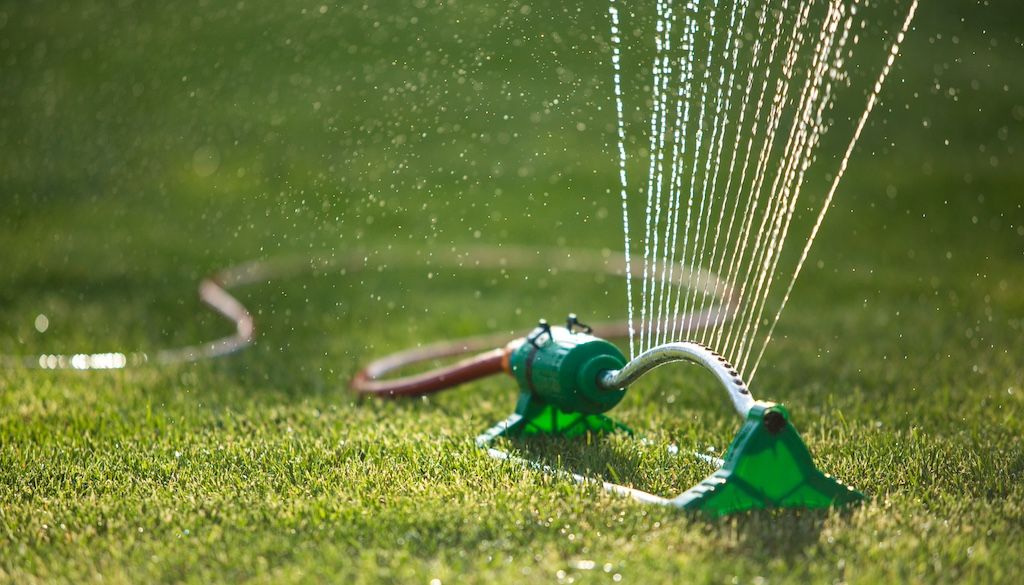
[348, 320, 631, 398]
[1, 245, 729, 372]
[349, 343, 510, 398]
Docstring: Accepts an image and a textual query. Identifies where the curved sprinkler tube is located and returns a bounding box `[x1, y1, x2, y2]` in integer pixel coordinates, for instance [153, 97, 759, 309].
[598, 341, 755, 418]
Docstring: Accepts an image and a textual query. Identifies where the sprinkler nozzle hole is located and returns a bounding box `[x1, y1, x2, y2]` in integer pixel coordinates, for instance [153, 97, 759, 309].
[763, 410, 786, 434]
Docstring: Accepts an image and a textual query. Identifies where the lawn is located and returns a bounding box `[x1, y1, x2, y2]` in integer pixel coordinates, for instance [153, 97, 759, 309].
[1, 1, 1022, 583]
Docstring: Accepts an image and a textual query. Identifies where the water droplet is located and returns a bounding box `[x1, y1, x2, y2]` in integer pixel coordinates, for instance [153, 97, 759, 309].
[192, 145, 220, 177]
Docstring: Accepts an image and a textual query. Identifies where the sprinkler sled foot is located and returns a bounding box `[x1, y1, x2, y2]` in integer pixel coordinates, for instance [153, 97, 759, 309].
[675, 401, 865, 517]
[477, 392, 631, 445]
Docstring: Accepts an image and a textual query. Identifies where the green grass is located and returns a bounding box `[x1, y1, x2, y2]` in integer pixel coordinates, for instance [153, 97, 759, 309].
[1, 1, 1023, 583]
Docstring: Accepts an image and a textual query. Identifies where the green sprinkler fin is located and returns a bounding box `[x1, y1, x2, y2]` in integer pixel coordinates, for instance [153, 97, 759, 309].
[675, 401, 865, 517]
[477, 391, 631, 444]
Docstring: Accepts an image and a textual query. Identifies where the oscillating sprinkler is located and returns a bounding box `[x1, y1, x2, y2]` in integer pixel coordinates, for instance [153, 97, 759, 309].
[352, 313, 864, 517]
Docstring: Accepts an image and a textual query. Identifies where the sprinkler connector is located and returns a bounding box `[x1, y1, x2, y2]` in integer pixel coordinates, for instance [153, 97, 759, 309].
[509, 321, 627, 414]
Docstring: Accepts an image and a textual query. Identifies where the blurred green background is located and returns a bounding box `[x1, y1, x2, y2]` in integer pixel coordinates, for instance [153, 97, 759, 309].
[1, 1, 1021, 583]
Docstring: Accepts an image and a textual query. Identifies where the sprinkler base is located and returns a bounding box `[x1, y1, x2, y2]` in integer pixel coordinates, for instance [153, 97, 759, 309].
[476, 398, 865, 517]
[477, 391, 632, 445]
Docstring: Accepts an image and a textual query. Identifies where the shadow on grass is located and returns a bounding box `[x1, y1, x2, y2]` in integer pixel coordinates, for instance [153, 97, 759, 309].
[505, 433, 650, 487]
[703, 507, 837, 560]
[504, 431, 839, 559]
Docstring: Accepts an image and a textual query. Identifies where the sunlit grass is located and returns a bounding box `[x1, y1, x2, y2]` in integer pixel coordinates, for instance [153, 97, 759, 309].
[1, 1, 1022, 583]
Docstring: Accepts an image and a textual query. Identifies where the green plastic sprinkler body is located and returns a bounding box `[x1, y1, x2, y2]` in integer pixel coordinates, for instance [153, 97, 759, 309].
[507, 321, 626, 414]
[477, 314, 866, 517]
[487, 316, 631, 439]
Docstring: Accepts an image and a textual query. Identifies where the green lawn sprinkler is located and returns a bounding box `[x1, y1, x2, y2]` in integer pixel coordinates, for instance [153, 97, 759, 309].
[354, 314, 865, 517]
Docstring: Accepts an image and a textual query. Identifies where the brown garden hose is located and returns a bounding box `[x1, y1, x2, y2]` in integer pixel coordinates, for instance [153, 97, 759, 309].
[348, 311, 731, 399]
[347, 321, 635, 399]
[1, 246, 730, 385]
[349, 345, 513, 398]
